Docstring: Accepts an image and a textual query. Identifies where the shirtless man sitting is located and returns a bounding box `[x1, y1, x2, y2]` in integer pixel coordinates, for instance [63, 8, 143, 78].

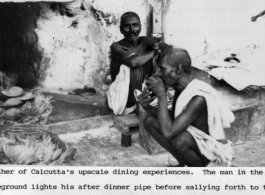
[110, 12, 167, 109]
[139, 47, 230, 167]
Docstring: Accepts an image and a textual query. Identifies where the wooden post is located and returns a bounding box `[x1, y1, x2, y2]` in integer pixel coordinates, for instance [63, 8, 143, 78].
[146, 4, 153, 37]
[147, 0, 162, 34]
[153, 11, 162, 34]
[151, 1, 162, 34]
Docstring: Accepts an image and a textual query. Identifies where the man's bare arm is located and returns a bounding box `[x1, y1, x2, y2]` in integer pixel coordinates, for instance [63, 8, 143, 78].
[144, 106, 158, 118]
[111, 43, 154, 68]
[158, 95, 207, 139]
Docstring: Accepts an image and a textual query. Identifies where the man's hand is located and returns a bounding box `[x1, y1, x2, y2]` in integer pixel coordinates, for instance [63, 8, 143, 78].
[146, 76, 167, 98]
[251, 16, 257, 22]
[138, 88, 156, 109]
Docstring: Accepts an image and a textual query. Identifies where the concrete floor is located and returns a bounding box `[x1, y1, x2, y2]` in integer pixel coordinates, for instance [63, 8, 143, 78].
[232, 135, 265, 167]
[59, 127, 178, 167]
[59, 126, 265, 167]
[42, 93, 177, 166]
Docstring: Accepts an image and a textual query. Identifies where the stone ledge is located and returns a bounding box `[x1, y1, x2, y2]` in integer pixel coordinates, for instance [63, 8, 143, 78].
[45, 115, 114, 135]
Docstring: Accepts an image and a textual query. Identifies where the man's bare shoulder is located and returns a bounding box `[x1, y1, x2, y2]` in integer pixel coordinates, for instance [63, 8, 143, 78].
[185, 96, 207, 114]
[110, 40, 124, 51]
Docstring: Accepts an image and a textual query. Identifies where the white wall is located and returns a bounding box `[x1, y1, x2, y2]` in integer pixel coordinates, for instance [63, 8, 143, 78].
[162, 0, 265, 76]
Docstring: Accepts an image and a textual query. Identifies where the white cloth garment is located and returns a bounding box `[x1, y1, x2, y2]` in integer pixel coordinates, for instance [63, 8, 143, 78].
[107, 65, 135, 115]
[174, 79, 235, 167]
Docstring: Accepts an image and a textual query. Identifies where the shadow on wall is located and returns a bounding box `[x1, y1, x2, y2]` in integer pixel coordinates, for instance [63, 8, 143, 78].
[0, 3, 42, 88]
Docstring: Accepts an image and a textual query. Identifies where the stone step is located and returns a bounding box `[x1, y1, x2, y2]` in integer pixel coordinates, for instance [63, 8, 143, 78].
[46, 115, 114, 135]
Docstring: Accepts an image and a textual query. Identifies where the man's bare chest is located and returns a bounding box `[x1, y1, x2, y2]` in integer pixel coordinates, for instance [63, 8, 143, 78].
[120, 40, 151, 55]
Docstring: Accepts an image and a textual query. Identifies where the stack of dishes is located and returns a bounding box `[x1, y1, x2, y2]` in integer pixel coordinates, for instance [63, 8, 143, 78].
[0, 86, 34, 110]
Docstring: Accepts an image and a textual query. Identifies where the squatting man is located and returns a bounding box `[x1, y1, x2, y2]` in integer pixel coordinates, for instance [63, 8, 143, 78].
[138, 47, 234, 167]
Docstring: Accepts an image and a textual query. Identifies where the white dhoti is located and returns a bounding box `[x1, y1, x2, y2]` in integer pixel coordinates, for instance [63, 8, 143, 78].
[107, 65, 136, 115]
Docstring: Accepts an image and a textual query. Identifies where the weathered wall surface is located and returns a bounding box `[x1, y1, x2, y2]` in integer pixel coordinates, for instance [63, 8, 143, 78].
[36, 1, 107, 93]
[36, 0, 150, 95]
[162, 0, 265, 76]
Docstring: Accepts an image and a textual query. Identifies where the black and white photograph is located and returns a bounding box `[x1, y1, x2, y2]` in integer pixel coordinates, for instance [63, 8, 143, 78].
[0, 0, 265, 194]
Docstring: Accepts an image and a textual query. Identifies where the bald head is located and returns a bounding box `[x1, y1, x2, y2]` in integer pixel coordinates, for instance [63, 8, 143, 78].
[159, 47, 192, 74]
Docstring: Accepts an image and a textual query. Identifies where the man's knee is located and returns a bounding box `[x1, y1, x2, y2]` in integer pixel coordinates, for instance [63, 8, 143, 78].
[172, 132, 193, 152]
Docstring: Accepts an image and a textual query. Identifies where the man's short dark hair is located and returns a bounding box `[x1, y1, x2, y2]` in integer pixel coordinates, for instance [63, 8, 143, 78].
[159, 47, 192, 74]
[120, 12, 141, 26]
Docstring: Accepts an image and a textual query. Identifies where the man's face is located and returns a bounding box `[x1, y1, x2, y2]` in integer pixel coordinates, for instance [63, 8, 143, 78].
[158, 61, 179, 88]
[120, 16, 141, 41]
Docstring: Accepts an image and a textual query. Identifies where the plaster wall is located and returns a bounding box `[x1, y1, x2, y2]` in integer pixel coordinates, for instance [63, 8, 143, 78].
[162, 0, 265, 76]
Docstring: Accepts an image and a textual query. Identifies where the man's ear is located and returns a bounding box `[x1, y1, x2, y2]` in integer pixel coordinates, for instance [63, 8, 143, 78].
[175, 64, 183, 75]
